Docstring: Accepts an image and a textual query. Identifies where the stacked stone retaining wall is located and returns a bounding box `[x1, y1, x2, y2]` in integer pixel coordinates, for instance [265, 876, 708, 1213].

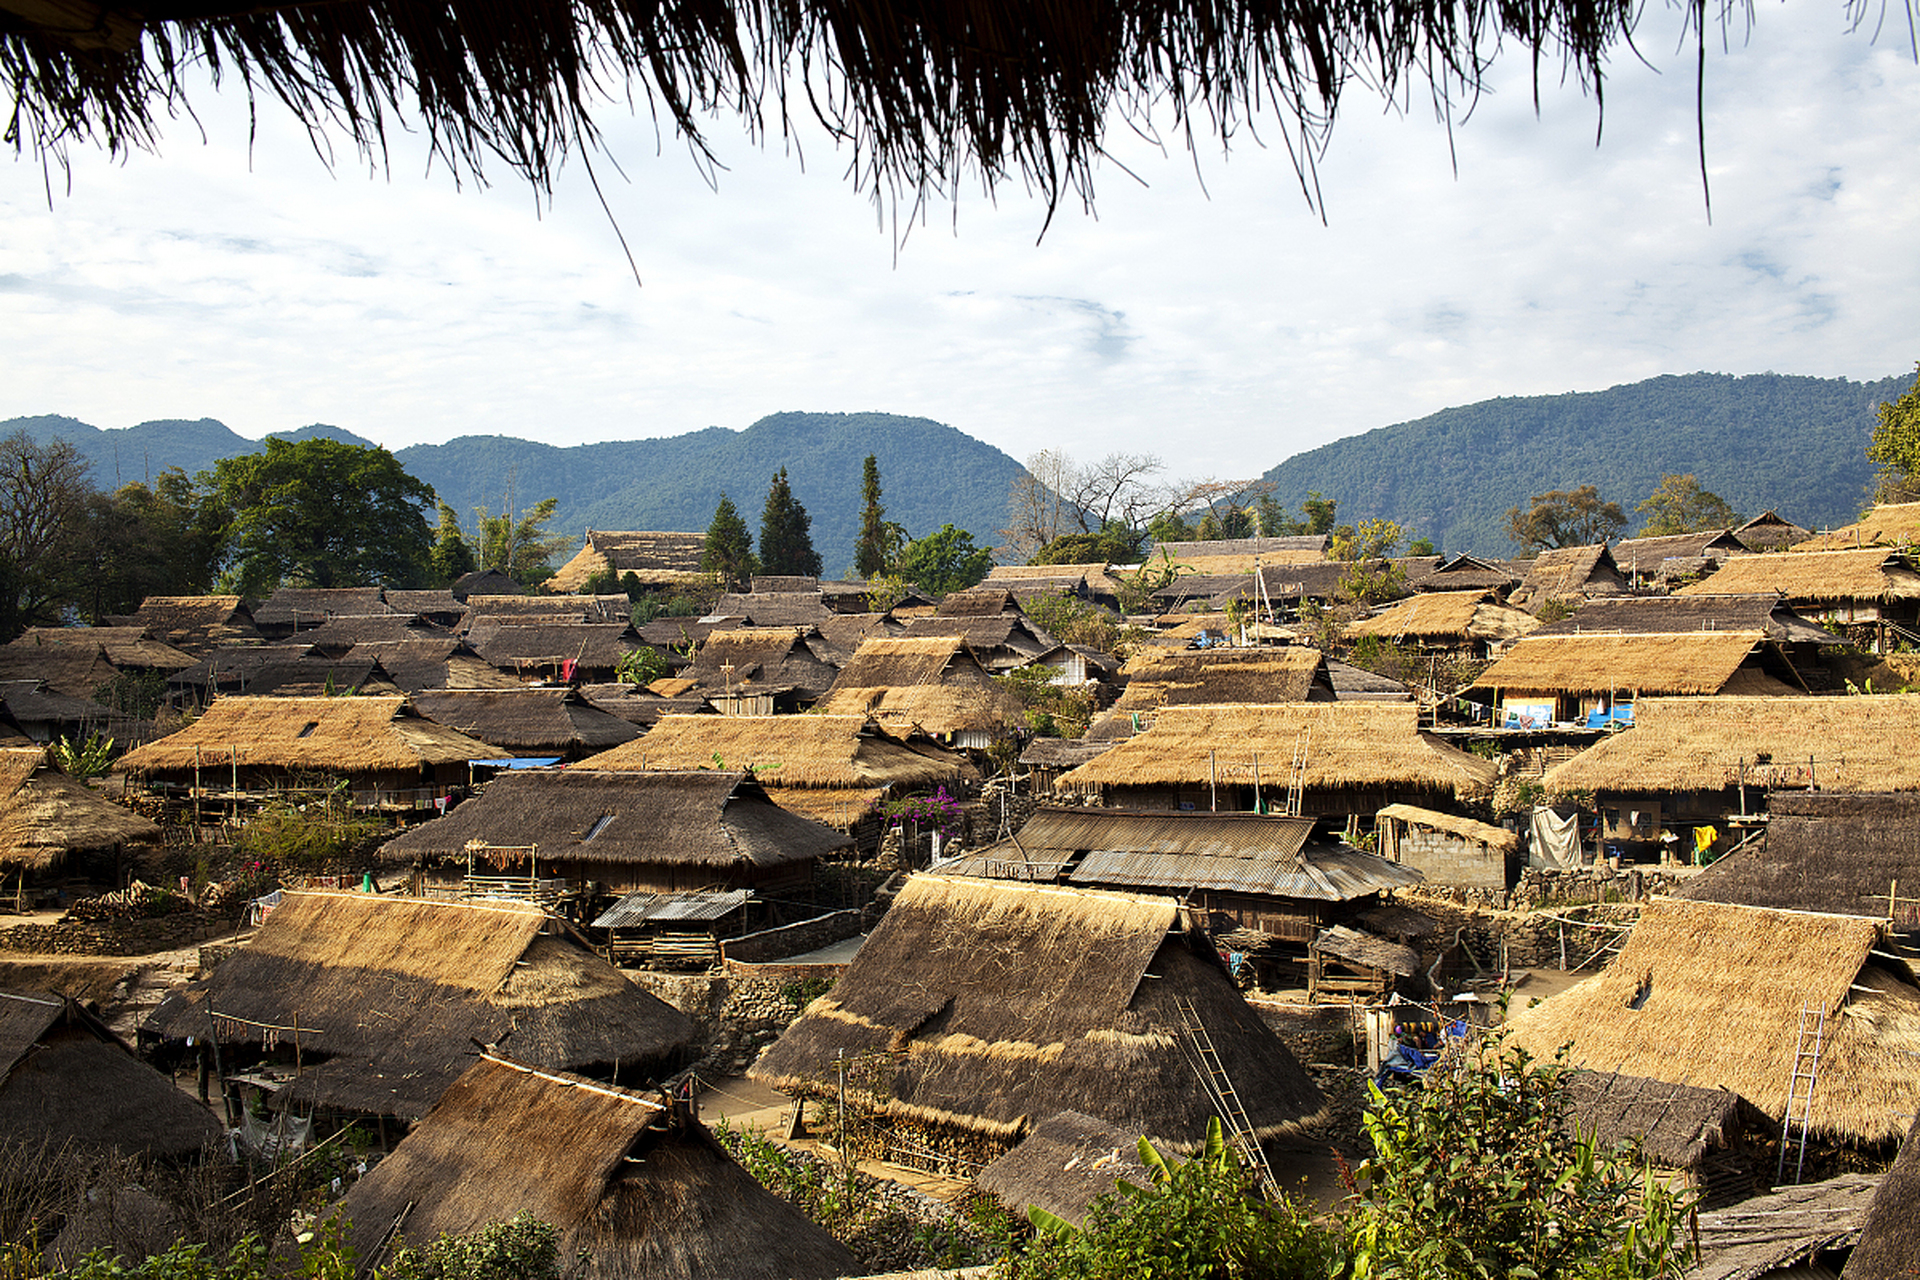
[0, 913, 240, 956]
[721, 909, 863, 964]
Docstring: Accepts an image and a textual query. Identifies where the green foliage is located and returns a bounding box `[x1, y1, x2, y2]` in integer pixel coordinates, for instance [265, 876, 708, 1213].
[95, 669, 170, 721]
[1634, 474, 1739, 537]
[49, 732, 114, 778]
[1034, 526, 1142, 565]
[895, 524, 993, 595]
[614, 646, 672, 685]
[1406, 535, 1435, 556]
[854, 454, 895, 579]
[780, 974, 837, 1009]
[381, 1214, 566, 1280]
[232, 797, 385, 873]
[759, 467, 824, 578]
[1504, 485, 1626, 555]
[202, 438, 436, 595]
[630, 581, 723, 624]
[51, 1216, 564, 1280]
[703, 492, 758, 588]
[1021, 592, 1138, 659]
[1867, 362, 1920, 504]
[860, 573, 915, 613]
[474, 495, 570, 589]
[429, 502, 478, 585]
[0, 430, 96, 639]
[997, 665, 1098, 738]
[74, 470, 224, 625]
[1116, 549, 1188, 614]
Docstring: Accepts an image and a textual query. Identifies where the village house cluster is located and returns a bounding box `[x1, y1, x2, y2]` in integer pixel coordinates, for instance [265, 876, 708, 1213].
[5, 503, 1920, 1274]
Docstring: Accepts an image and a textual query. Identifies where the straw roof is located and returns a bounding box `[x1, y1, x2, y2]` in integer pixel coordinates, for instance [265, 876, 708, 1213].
[987, 562, 1131, 598]
[1531, 593, 1837, 645]
[0, 988, 220, 1159]
[1376, 804, 1519, 853]
[343, 639, 525, 691]
[549, 532, 707, 592]
[337, 1055, 857, 1280]
[1471, 631, 1805, 697]
[467, 622, 639, 671]
[7, 627, 195, 671]
[712, 592, 835, 627]
[1089, 647, 1326, 739]
[1347, 591, 1538, 644]
[1060, 703, 1496, 800]
[252, 587, 391, 628]
[813, 636, 1025, 735]
[1559, 1071, 1744, 1171]
[283, 613, 450, 651]
[121, 595, 259, 653]
[751, 874, 1324, 1149]
[898, 613, 1055, 667]
[579, 712, 973, 790]
[117, 695, 498, 774]
[1678, 548, 1920, 602]
[689, 627, 840, 696]
[408, 688, 642, 754]
[575, 682, 715, 728]
[810, 612, 903, 664]
[1846, 1112, 1920, 1279]
[1156, 536, 1329, 561]
[1732, 510, 1813, 553]
[1019, 738, 1114, 770]
[145, 891, 693, 1119]
[1611, 530, 1745, 577]
[465, 593, 632, 623]
[451, 568, 523, 600]
[382, 589, 468, 622]
[1503, 898, 1920, 1144]
[1675, 792, 1920, 923]
[378, 770, 852, 870]
[1690, 1173, 1880, 1280]
[974, 1111, 1154, 1227]
[1542, 695, 1920, 796]
[0, 679, 148, 742]
[1410, 555, 1521, 593]
[1794, 502, 1920, 552]
[1511, 545, 1628, 610]
[0, 749, 163, 871]
[1313, 925, 1419, 976]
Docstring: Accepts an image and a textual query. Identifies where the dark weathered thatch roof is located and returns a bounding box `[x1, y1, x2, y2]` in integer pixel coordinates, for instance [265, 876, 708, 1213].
[689, 627, 840, 696]
[282, 612, 450, 651]
[0, 748, 163, 871]
[1732, 510, 1813, 553]
[381, 589, 469, 622]
[1018, 738, 1114, 770]
[814, 636, 1025, 735]
[1677, 792, 1920, 926]
[752, 874, 1324, 1150]
[1323, 658, 1413, 702]
[0, 678, 149, 743]
[467, 621, 638, 671]
[1690, 1173, 1880, 1280]
[1410, 555, 1521, 592]
[1846, 1112, 1920, 1279]
[252, 587, 391, 628]
[336, 1055, 857, 1280]
[8, 627, 198, 671]
[118, 694, 497, 774]
[1510, 544, 1628, 612]
[343, 639, 524, 691]
[145, 892, 693, 1119]
[975, 1111, 1153, 1227]
[1157, 536, 1329, 561]
[580, 712, 972, 790]
[575, 682, 715, 727]
[1312, 925, 1418, 976]
[121, 595, 260, 653]
[712, 592, 835, 627]
[1611, 530, 1745, 577]
[0, 988, 220, 1159]
[898, 613, 1055, 667]
[1470, 631, 1806, 697]
[1560, 1070, 1743, 1171]
[1531, 593, 1836, 645]
[408, 688, 642, 754]
[451, 568, 523, 600]
[167, 646, 400, 697]
[379, 770, 851, 870]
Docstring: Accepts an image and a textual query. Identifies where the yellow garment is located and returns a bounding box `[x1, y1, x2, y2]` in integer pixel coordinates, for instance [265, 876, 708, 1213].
[1693, 825, 1720, 862]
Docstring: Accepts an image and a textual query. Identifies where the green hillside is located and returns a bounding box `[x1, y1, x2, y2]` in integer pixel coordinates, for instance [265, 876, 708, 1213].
[1259, 370, 1918, 555]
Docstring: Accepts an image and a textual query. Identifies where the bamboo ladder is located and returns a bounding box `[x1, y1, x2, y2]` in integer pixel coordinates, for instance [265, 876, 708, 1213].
[1776, 999, 1826, 1185]
[1172, 995, 1280, 1200]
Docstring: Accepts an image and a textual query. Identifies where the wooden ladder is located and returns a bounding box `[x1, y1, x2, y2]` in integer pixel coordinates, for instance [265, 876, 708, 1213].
[1776, 999, 1826, 1185]
[1173, 996, 1280, 1199]
[1285, 731, 1310, 818]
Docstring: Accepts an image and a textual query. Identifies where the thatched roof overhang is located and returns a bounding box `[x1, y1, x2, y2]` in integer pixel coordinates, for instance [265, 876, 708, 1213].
[750, 874, 1324, 1149]
[1675, 791, 1920, 923]
[1348, 591, 1538, 645]
[1503, 898, 1920, 1144]
[7, 627, 196, 671]
[1410, 555, 1521, 592]
[1059, 703, 1496, 801]
[122, 595, 260, 652]
[1532, 593, 1836, 645]
[1689, 1172, 1880, 1280]
[1732, 510, 1813, 553]
[1794, 502, 1920, 553]
[116, 694, 499, 775]
[253, 588, 391, 628]
[1512, 545, 1628, 609]
[813, 636, 1026, 735]
[335, 1055, 858, 1280]
[1612, 530, 1744, 576]
[343, 640, 525, 692]
[1677, 548, 1920, 602]
[975, 1111, 1153, 1228]
[1846, 1112, 1920, 1278]
[1312, 925, 1419, 976]
[0, 750, 163, 871]
[408, 688, 641, 753]
[1541, 694, 1920, 796]
[1560, 1070, 1745, 1170]
[1468, 630, 1805, 697]
[579, 712, 973, 789]
[467, 622, 638, 670]
[1375, 804, 1519, 853]
[689, 626, 840, 696]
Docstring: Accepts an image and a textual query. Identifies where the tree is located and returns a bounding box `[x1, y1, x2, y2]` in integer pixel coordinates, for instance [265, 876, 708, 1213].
[853, 454, 899, 579]
[429, 501, 478, 584]
[759, 467, 823, 577]
[703, 492, 758, 588]
[1332, 517, 1409, 603]
[1003, 450, 1165, 562]
[0, 431, 93, 639]
[1867, 362, 1920, 504]
[1504, 484, 1627, 555]
[199, 438, 436, 597]
[73, 469, 223, 624]
[894, 524, 993, 596]
[474, 494, 571, 588]
[1034, 526, 1140, 565]
[1634, 473, 1740, 536]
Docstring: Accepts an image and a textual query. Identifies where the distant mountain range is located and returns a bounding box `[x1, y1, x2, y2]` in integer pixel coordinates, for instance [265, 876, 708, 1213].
[1260, 370, 1917, 554]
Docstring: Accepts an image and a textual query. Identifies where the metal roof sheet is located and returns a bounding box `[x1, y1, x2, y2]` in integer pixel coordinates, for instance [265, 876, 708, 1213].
[1068, 843, 1420, 901]
[591, 888, 752, 927]
[1010, 808, 1317, 859]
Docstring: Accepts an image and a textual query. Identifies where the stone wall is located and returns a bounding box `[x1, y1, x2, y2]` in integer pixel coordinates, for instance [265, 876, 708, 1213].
[1391, 827, 1508, 891]
[720, 909, 864, 965]
[629, 972, 820, 1075]
[0, 913, 239, 956]
[1404, 864, 1692, 913]
[1401, 892, 1640, 973]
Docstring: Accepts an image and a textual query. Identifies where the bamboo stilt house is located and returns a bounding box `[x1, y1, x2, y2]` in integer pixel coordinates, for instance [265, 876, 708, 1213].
[1468, 631, 1806, 729]
[1675, 792, 1920, 928]
[0, 747, 163, 885]
[0, 988, 220, 1160]
[813, 636, 1025, 745]
[408, 688, 641, 758]
[1844, 1112, 1920, 1279]
[335, 1055, 858, 1280]
[144, 891, 694, 1121]
[751, 874, 1325, 1165]
[1084, 645, 1330, 741]
[1057, 702, 1496, 818]
[1503, 898, 1920, 1147]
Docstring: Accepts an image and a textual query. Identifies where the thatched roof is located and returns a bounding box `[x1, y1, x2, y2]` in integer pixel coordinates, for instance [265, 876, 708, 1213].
[0, 678, 149, 742]
[382, 589, 469, 622]
[451, 568, 523, 600]
[986, 563, 1131, 599]
[712, 592, 835, 627]
[1410, 555, 1521, 592]
[252, 587, 391, 628]
[284, 612, 450, 651]
[408, 688, 642, 754]
[0, 988, 220, 1159]
[549, 532, 706, 592]
[343, 639, 525, 692]
[167, 647, 400, 698]
[1376, 804, 1519, 853]
[1794, 502, 1920, 553]
[751, 874, 1324, 1149]
[1347, 591, 1538, 644]
[1612, 530, 1745, 577]
[465, 593, 632, 623]
[1732, 510, 1813, 553]
[7, 627, 194, 671]
[1470, 631, 1806, 697]
[0, 748, 163, 871]
[1531, 593, 1836, 645]
[579, 712, 973, 790]
[1323, 658, 1414, 702]
[813, 636, 1025, 735]
[1559, 1070, 1744, 1171]
[689, 627, 840, 696]
[1846, 1112, 1920, 1279]
[378, 770, 852, 870]
[1678, 548, 1920, 602]
[1156, 536, 1329, 561]
[121, 595, 260, 653]
[1503, 898, 1920, 1144]
[117, 694, 498, 774]
[1510, 545, 1628, 611]
[1313, 925, 1419, 976]
[1060, 703, 1496, 800]
[337, 1055, 857, 1280]
[974, 1111, 1153, 1227]
[1541, 695, 1920, 796]
[1088, 646, 1327, 740]
[1019, 738, 1114, 770]
[1690, 1173, 1880, 1280]
[1675, 792, 1920, 924]
[575, 682, 715, 728]
[467, 621, 639, 672]
[898, 613, 1055, 667]
[810, 613, 903, 664]
[145, 892, 694, 1119]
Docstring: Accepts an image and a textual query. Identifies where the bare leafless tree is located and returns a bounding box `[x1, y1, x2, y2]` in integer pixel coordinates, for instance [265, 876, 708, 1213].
[1000, 450, 1165, 562]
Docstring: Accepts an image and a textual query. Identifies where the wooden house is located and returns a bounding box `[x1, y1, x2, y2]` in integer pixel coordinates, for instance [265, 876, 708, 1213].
[250, 587, 391, 640]
[1731, 509, 1812, 552]
[408, 687, 642, 759]
[1611, 529, 1747, 588]
[0, 747, 163, 889]
[548, 530, 708, 593]
[336, 1055, 858, 1280]
[107, 595, 261, 655]
[1794, 501, 1920, 552]
[1018, 737, 1114, 792]
[751, 874, 1326, 1167]
[1677, 548, 1920, 650]
[1467, 630, 1807, 728]
[687, 626, 841, 713]
[813, 636, 1025, 747]
[379, 769, 851, 900]
[1847, 1112, 1920, 1278]
[1674, 792, 1920, 930]
[1028, 642, 1119, 686]
[1507, 544, 1629, 615]
[1085, 645, 1331, 741]
[1058, 702, 1496, 819]
[1374, 804, 1520, 891]
[1346, 589, 1538, 657]
[143, 891, 694, 1122]
[466, 621, 639, 683]
[1504, 898, 1920, 1149]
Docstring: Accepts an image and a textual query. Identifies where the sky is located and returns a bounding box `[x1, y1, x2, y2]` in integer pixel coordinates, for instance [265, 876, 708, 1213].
[3, 4, 1919, 483]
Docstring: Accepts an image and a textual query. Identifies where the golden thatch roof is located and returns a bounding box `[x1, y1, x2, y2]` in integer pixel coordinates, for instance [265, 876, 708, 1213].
[548, 531, 707, 593]
[1060, 702, 1496, 798]
[6, 627, 197, 671]
[813, 636, 1024, 734]
[986, 562, 1131, 597]
[1471, 631, 1804, 697]
[116, 695, 498, 774]
[1089, 646, 1325, 739]
[1794, 502, 1920, 552]
[1677, 548, 1920, 601]
[580, 712, 972, 790]
[1375, 803, 1518, 853]
[1511, 544, 1628, 609]
[1503, 898, 1920, 1144]
[1542, 694, 1920, 795]
[0, 748, 163, 871]
[1347, 590, 1538, 644]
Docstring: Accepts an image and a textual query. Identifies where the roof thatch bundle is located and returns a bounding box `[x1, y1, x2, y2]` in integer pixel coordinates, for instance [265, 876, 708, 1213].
[408, 688, 641, 755]
[688, 627, 840, 696]
[549, 532, 706, 593]
[378, 770, 851, 871]
[1060, 703, 1496, 801]
[581, 712, 972, 792]
[1503, 898, 1920, 1144]
[1409, 555, 1521, 593]
[1470, 631, 1805, 697]
[1531, 593, 1836, 644]
[0, 678, 149, 744]
[381, 589, 468, 622]
[1677, 548, 1920, 602]
[1559, 1071, 1744, 1171]
[282, 613, 449, 651]
[1018, 738, 1114, 770]
[1375, 804, 1518, 853]
[1348, 591, 1538, 645]
[813, 636, 1025, 735]
[466, 622, 638, 672]
[145, 892, 693, 1119]
[575, 682, 715, 728]
[1541, 694, 1920, 796]
[751, 875, 1325, 1150]
[0, 748, 162, 872]
[1845, 1112, 1920, 1278]
[118, 694, 497, 776]
[1675, 792, 1920, 924]
[1509, 545, 1628, 612]
[898, 613, 1055, 669]
[986, 563, 1131, 599]
[974, 1111, 1153, 1227]
[0, 989, 220, 1159]
[1794, 502, 1920, 553]
[118, 596, 260, 653]
[336, 1055, 856, 1280]
[1732, 510, 1814, 553]
[1689, 1173, 1880, 1280]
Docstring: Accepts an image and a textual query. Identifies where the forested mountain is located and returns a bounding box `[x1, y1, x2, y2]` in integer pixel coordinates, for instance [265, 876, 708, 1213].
[1259, 370, 1917, 554]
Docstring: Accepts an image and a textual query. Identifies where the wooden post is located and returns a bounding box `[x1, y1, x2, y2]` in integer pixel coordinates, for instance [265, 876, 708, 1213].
[1209, 750, 1218, 812]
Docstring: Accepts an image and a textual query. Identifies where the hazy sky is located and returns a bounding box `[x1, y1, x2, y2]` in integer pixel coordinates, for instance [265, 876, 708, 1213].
[4, 4, 1918, 481]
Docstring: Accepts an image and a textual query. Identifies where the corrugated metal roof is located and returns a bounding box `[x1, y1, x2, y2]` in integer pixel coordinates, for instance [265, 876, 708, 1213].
[1069, 843, 1420, 901]
[591, 889, 752, 927]
[1010, 808, 1317, 859]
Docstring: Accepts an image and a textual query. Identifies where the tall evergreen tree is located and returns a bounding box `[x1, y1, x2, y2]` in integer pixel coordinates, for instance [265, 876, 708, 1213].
[702, 492, 757, 588]
[854, 454, 889, 579]
[429, 501, 477, 585]
[759, 468, 823, 577]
